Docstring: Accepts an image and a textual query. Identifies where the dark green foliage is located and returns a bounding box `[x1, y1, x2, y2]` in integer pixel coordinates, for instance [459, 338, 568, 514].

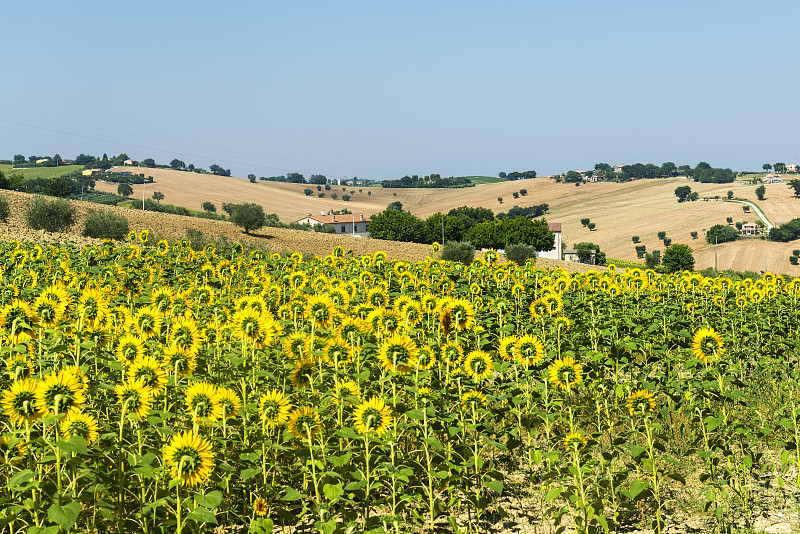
[791, 256, 799, 266]
[504, 244, 536, 264]
[201, 201, 216, 213]
[662, 243, 695, 272]
[304, 189, 313, 196]
[632, 236, 640, 243]
[573, 242, 606, 266]
[387, 201, 403, 211]
[0, 194, 8, 222]
[152, 191, 164, 203]
[368, 209, 424, 242]
[231, 203, 266, 234]
[657, 231, 667, 239]
[117, 182, 133, 197]
[787, 179, 800, 197]
[82, 209, 129, 240]
[635, 245, 647, 258]
[645, 250, 661, 269]
[691, 231, 698, 239]
[663, 237, 671, 247]
[466, 218, 554, 251]
[496, 204, 549, 220]
[439, 241, 475, 264]
[706, 224, 739, 244]
[381, 174, 473, 189]
[769, 219, 800, 242]
[588, 222, 596, 231]
[674, 185, 692, 202]
[580, 218, 590, 227]
[342, 195, 350, 202]
[755, 185, 766, 200]
[25, 196, 77, 233]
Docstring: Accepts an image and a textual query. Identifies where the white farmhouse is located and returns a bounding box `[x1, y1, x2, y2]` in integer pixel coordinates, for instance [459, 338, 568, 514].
[295, 212, 372, 237]
[537, 222, 563, 260]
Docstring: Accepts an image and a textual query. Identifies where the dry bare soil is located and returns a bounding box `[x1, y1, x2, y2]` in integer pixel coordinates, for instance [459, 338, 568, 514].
[96, 168, 800, 274]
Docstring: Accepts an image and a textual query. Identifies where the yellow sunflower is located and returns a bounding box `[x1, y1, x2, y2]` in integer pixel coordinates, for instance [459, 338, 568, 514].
[169, 317, 202, 357]
[409, 345, 437, 370]
[258, 389, 292, 426]
[216, 386, 242, 419]
[352, 397, 393, 437]
[60, 409, 100, 445]
[515, 334, 545, 367]
[163, 430, 215, 487]
[691, 327, 723, 364]
[2, 378, 42, 426]
[548, 356, 583, 391]
[36, 372, 86, 416]
[116, 333, 145, 367]
[464, 350, 494, 381]
[498, 336, 518, 362]
[377, 334, 418, 373]
[460, 390, 487, 411]
[563, 432, 588, 452]
[163, 346, 197, 377]
[117, 379, 153, 420]
[626, 389, 656, 417]
[287, 406, 322, 440]
[184, 382, 223, 423]
[304, 294, 338, 329]
[290, 359, 315, 389]
[333, 380, 361, 403]
[5, 353, 34, 381]
[128, 356, 168, 395]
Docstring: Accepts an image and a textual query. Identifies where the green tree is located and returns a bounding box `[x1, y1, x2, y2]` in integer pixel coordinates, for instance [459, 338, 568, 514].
[632, 236, 640, 243]
[201, 201, 216, 212]
[573, 242, 606, 266]
[342, 194, 350, 201]
[587, 222, 596, 231]
[13, 154, 25, 165]
[660, 162, 677, 177]
[170, 159, 185, 170]
[645, 250, 661, 269]
[787, 179, 800, 197]
[440, 241, 475, 264]
[706, 224, 739, 244]
[309, 175, 327, 185]
[497, 197, 503, 203]
[726, 217, 733, 225]
[152, 191, 164, 203]
[755, 185, 766, 200]
[662, 243, 695, 272]
[304, 188, 313, 196]
[142, 158, 156, 168]
[498, 172, 507, 179]
[46, 176, 74, 198]
[674, 185, 692, 202]
[466, 218, 554, 251]
[231, 203, 266, 234]
[564, 171, 582, 183]
[635, 245, 646, 258]
[727, 190, 734, 199]
[25, 196, 76, 233]
[118, 182, 134, 197]
[0, 194, 9, 222]
[763, 163, 772, 172]
[368, 209, 424, 242]
[688, 192, 699, 201]
[775, 162, 786, 173]
[83, 209, 129, 240]
[387, 201, 403, 211]
[691, 231, 698, 239]
[657, 231, 667, 240]
[519, 189, 527, 196]
[580, 218, 590, 227]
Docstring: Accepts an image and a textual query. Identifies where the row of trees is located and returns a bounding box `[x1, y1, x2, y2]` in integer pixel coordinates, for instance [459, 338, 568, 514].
[380, 174, 473, 189]
[568, 162, 736, 184]
[368, 204, 555, 252]
[498, 171, 537, 180]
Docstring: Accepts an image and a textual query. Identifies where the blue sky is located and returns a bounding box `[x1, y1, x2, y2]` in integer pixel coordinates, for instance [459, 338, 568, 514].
[2, 1, 799, 180]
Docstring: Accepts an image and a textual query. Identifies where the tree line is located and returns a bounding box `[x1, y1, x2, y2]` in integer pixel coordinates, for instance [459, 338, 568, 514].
[368, 204, 555, 252]
[380, 174, 474, 189]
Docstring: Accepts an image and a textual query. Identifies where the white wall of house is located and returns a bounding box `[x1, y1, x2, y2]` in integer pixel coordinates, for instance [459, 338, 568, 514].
[537, 230, 562, 260]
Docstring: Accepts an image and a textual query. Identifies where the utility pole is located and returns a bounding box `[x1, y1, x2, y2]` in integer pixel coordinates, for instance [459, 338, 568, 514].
[441, 216, 445, 244]
[714, 237, 717, 271]
[142, 181, 146, 210]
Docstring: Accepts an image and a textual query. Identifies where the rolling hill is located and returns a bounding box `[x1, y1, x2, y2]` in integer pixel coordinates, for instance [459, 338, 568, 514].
[92, 168, 800, 274]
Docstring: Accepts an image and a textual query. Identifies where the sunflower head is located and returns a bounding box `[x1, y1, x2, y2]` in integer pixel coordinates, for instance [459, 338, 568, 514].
[691, 327, 724, 364]
[258, 389, 291, 425]
[352, 397, 392, 437]
[626, 389, 656, 417]
[563, 432, 588, 453]
[464, 350, 494, 381]
[548, 356, 583, 392]
[163, 430, 215, 487]
[287, 406, 322, 440]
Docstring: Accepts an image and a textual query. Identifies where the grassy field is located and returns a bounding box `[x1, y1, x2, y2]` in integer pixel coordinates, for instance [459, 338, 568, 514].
[0, 164, 83, 180]
[463, 175, 507, 184]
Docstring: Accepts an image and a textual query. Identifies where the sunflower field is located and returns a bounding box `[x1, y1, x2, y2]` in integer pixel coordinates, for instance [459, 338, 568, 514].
[0, 234, 799, 534]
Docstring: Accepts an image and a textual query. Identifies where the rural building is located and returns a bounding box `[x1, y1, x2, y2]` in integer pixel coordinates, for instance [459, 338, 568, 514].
[762, 174, 782, 184]
[563, 248, 595, 264]
[740, 222, 758, 236]
[295, 212, 371, 237]
[537, 223, 563, 260]
[613, 164, 628, 173]
[82, 169, 103, 177]
[123, 159, 138, 166]
[786, 164, 798, 173]
[36, 158, 50, 164]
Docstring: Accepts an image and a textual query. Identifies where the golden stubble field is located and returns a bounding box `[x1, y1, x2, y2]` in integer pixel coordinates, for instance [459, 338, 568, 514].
[94, 168, 800, 274]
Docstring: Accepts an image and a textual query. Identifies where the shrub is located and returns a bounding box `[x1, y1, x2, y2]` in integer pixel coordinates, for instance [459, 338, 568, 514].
[662, 243, 695, 273]
[440, 241, 475, 264]
[25, 196, 76, 232]
[504, 244, 536, 265]
[512, 192, 519, 199]
[331, 193, 338, 200]
[0, 194, 8, 222]
[794, 250, 800, 257]
[791, 256, 799, 266]
[580, 218, 590, 227]
[318, 192, 325, 198]
[324, 184, 331, 190]
[657, 231, 667, 239]
[663, 237, 672, 247]
[645, 250, 661, 269]
[342, 195, 350, 201]
[497, 197, 503, 203]
[519, 189, 527, 196]
[726, 217, 733, 225]
[691, 231, 698, 239]
[635, 245, 647, 259]
[632, 236, 640, 243]
[587, 222, 596, 231]
[83, 209, 129, 240]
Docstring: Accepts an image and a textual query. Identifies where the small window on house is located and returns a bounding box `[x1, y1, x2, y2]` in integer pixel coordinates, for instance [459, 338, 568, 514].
[341, 225, 346, 232]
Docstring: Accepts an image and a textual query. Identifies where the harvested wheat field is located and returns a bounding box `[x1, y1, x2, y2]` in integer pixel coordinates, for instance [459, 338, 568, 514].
[98, 169, 800, 273]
